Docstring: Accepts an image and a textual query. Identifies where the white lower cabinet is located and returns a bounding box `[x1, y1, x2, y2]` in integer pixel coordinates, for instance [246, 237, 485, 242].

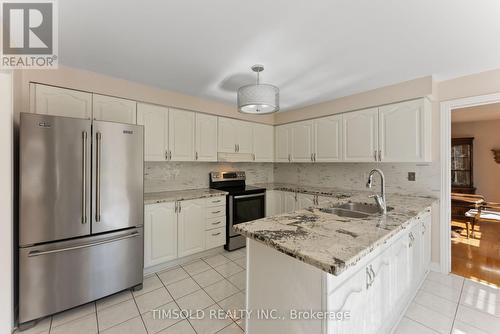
[144, 202, 178, 268]
[144, 196, 226, 269]
[297, 193, 315, 209]
[265, 190, 282, 217]
[282, 191, 297, 213]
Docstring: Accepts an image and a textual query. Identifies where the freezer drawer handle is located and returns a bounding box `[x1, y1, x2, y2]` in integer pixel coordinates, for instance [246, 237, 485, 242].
[95, 132, 102, 222]
[27, 232, 140, 257]
[82, 131, 88, 224]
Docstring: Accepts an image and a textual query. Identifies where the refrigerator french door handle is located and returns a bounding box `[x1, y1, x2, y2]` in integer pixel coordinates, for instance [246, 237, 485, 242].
[95, 132, 102, 222]
[82, 131, 88, 224]
[27, 231, 141, 257]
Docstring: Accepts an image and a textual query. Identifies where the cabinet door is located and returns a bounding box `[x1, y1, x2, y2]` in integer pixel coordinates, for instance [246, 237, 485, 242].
[144, 202, 177, 268]
[389, 234, 411, 310]
[266, 190, 282, 217]
[327, 267, 367, 334]
[253, 123, 274, 162]
[92, 94, 137, 124]
[218, 117, 238, 153]
[31, 84, 92, 119]
[137, 103, 168, 161]
[379, 99, 431, 162]
[178, 199, 206, 257]
[297, 193, 315, 209]
[282, 191, 296, 213]
[236, 120, 254, 154]
[291, 121, 314, 162]
[317, 196, 333, 206]
[421, 214, 432, 273]
[169, 108, 195, 161]
[314, 115, 342, 162]
[195, 113, 218, 161]
[408, 222, 423, 289]
[275, 125, 291, 162]
[343, 108, 378, 162]
[365, 251, 392, 334]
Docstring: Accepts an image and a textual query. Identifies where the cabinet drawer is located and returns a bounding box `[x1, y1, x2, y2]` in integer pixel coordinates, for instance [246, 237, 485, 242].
[207, 196, 225, 207]
[206, 216, 225, 231]
[207, 206, 226, 219]
[205, 228, 225, 249]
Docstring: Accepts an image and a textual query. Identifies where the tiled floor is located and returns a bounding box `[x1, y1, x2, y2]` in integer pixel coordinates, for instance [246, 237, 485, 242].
[394, 271, 500, 334]
[18, 248, 247, 334]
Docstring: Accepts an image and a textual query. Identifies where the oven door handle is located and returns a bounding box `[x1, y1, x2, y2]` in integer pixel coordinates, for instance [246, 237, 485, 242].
[233, 193, 265, 200]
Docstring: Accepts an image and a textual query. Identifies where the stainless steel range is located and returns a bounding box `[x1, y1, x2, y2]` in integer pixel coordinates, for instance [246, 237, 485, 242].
[19, 113, 144, 326]
[209, 171, 266, 251]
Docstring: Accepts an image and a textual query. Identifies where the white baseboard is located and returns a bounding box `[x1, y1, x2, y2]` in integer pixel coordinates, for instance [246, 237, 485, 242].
[143, 247, 224, 275]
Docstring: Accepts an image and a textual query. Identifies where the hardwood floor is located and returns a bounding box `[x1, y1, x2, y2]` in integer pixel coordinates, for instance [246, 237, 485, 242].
[451, 219, 500, 287]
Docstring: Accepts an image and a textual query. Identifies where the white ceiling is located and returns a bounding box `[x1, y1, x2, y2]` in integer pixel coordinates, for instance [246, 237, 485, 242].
[59, 0, 500, 111]
[452, 103, 500, 123]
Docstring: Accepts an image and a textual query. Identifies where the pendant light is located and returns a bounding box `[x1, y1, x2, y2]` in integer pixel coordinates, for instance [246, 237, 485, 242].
[237, 64, 279, 114]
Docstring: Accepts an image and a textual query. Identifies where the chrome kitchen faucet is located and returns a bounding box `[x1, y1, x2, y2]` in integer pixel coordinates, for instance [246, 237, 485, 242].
[366, 168, 387, 214]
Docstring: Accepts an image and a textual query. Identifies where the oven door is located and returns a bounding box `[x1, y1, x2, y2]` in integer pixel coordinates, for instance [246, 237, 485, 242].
[229, 192, 266, 237]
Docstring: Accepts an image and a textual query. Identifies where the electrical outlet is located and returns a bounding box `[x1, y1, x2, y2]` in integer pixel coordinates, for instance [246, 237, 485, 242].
[408, 172, 416, 181]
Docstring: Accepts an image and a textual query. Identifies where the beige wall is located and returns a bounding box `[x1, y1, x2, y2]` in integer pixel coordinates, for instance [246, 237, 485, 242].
[13, 66, 274, 124]
[452, 120, 500, 202]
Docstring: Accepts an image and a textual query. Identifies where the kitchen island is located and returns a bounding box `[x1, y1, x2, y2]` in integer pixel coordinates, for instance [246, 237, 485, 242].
[235, 189, 436, 334]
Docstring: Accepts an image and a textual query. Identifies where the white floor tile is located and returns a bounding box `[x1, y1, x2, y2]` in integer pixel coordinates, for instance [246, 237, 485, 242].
[235, 318, 245, 332]
[97, 299, 140, 331]
[218, 292, 245, 320]
[96, 290, 133, 312]
[204, 280, 239, 302]
[192, 268, 225, 288]
[214, 262, 244, 278]
[460, 280, 500, 318]
[182, 260, 211, 276]
[133, 275, 164, 297]
[188, 304, 233, 334]
[176, 289, 215, 312]
[217, 322, 245, 334]
[227, 271, 246, 291]
[393, 317, 439, 334]
[135, 287, 173, 314]
[456, 305, 500, 334]
[157, 320, 196, 334]
[100, 316, 147, 334]
[426, 271, 464, 291]
[203, 254, 231, 268]
[405, 302, 453, 334]
[233, 257, 246, 269]
[158, 267, 190, 286]
[51, 302, 96, 328]
[166, 278, 201, 300]
[420, 279, 462, 303]
[452, 320, 490, 334]
[15, 316, 51, 334]
[223, 250, 245, 261]
[50, 313, 97, 334]
[141, 301, 182, 334]
[413, 290, 458, 318]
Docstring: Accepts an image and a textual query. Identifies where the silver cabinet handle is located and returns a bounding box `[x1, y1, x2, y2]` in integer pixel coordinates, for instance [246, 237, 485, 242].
[378, 150, 382, 161]
[311, 153, 314, 162]
[28, 232, 140, 257]
[234, 144, 237, 152]
[211, 232, 221, 236]
[211, 199, 221, 203]
[178, 201, 182, 213]
[195, 151, 198, 160]
[237, 144, 240, 152]
[313, 153, 316, 162]
[165, 149, 168, 160]
[81, 131, 88, 224]
[174, 202, 177, 213]
[212, 210, 221, 214]
[253, 153, 256, 161]
[370, 265, 376, 281]
[366, 266, 373, 289]
[288, 153, 291, 162]
[95, 132, 102, 222]
[168, 150, 172, 160]
[373, 150, 377, 161]
[212, 221, 221, 225]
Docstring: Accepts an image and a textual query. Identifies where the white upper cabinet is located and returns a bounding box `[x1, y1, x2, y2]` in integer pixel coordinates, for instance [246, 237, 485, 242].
[378, 99, 431, 162]
[92, 94, 137, 124]
[195, 113, 218, 161]
[31, 84, 92, 119]
[343, 107, 379, 162]
[218, 117, 238, 153]
[144, 202, 178, 268]
[313, 115, 342, 162]
[237, 120, 254, 154]
[291, 120, 314, 162]
[169, 108, 195, 161]
[137, 103, 169, 161]
[253, 123, 274, 162]
[177, 199, 206, 258]
[275, 125, 291, 162]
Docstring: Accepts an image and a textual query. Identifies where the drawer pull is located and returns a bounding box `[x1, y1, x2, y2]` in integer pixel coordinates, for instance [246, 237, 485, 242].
[211, 200, 221, 203]
[211, 232, 221, 236]
[212, 210, 221, 214]
[212, 221, 221, 225]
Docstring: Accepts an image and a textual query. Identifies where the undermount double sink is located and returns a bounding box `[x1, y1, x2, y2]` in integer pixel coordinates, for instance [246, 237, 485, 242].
[319, 202, 393, 218]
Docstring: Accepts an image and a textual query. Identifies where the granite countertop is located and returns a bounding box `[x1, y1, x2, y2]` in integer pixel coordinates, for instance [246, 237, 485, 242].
[235, 186, 437, 276]
[144, 189, 228, 204]
[252, 182, 354, 199]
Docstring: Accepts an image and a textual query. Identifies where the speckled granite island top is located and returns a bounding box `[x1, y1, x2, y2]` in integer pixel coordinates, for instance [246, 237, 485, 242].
[144, 189, 228, 204]
[235, 188, 437, 276]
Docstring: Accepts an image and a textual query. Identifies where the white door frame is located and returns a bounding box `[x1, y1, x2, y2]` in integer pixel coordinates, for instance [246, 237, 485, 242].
[440, 91, 500, 273]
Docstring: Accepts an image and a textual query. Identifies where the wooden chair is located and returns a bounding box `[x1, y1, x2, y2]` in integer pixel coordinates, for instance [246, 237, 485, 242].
[465, 202, 500, 238]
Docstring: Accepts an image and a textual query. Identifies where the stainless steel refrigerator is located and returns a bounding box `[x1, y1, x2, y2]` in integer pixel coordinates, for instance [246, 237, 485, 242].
[19, 113, 144, 325]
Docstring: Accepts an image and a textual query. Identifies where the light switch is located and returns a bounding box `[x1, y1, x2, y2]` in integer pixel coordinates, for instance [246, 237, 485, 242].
[408, 172, 416, 181]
